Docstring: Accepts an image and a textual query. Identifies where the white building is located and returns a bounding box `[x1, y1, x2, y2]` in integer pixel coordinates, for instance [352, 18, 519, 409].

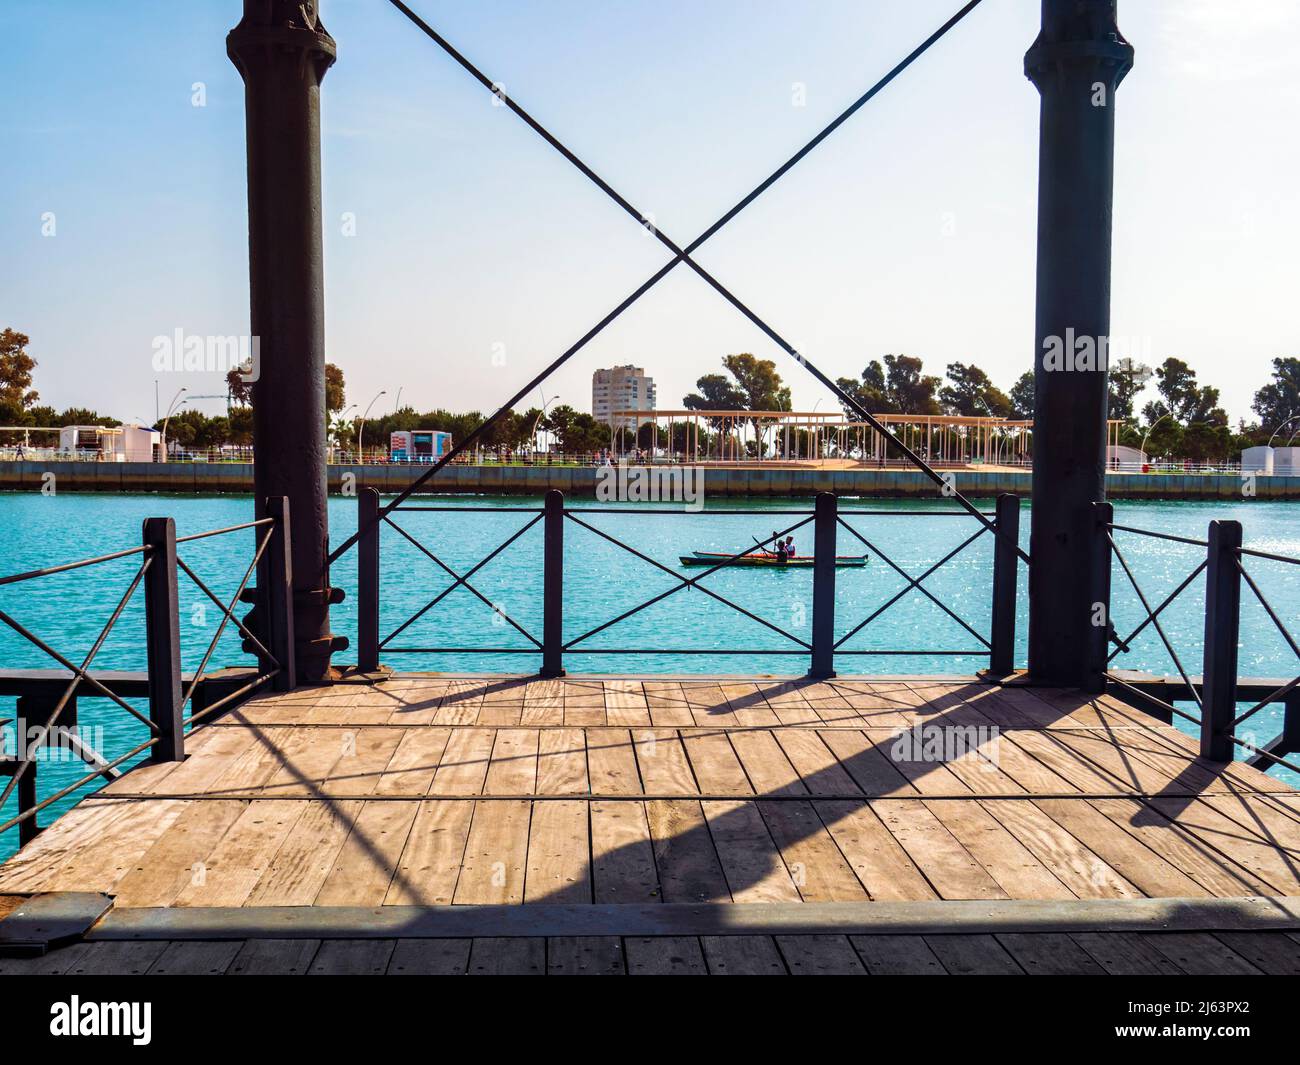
[1275, 447, 1300, 475]
[592, 365, 656, 429]
[59, 424, 162, 462]
[1241, 446, 1274, 475]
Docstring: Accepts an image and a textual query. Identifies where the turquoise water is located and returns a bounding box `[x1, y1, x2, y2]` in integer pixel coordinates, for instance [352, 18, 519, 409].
[2, 492, 1297, 857]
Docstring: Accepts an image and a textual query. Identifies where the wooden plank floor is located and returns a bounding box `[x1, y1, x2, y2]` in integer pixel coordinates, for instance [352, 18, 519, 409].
[5, 929, 1298, 975]
[3, 677, 1299, 912]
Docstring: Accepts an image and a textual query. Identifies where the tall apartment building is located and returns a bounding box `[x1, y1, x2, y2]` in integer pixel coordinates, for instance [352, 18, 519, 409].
[592, 365, 656, 429]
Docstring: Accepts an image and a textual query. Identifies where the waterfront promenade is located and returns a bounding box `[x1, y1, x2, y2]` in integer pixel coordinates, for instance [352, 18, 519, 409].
[3, 674, 1299, 975]
[2, 460, 1298, 499]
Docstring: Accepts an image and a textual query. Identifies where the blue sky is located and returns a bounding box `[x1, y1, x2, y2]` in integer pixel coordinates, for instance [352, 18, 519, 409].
[1, 0, 1297, 425]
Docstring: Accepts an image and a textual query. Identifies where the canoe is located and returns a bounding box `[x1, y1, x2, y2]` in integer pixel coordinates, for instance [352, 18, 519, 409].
[679, 551, 868, 568]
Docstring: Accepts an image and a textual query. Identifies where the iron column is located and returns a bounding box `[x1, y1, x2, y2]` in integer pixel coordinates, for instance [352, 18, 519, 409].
[1025, 1, 1133, 688]
[228, 1, 343, 682]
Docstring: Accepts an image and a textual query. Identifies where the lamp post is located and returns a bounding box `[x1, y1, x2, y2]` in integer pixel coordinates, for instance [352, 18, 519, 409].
[357, 390, 386, 461]
[1140, 412, 1172, 462]
[160, 387, 187, 457]
[533, 393, 559, 452]
[1266, 414, 1300, 449]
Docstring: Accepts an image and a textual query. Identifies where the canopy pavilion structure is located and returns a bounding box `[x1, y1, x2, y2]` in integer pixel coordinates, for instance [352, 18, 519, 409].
[614, 408, 1126, 468]
[612, 408, 1100, 467]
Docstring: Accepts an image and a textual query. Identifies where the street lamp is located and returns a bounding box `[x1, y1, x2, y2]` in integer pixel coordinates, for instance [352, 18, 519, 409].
[1266, 414, 1300, 448]
[357, 390, 386, 461]
[160, 387, 187, 457]
[533, 392, 560, 451]
[1139, 412, 1173, 463]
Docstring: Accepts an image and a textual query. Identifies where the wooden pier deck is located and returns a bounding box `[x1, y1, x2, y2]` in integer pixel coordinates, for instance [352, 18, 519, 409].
[3, 675, 1300, 975]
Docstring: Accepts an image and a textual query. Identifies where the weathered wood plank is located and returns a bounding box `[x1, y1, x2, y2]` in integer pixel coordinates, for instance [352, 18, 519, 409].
[995, 932, 1107, 975]
[547, 936, 625, 974]
[701, 799, 802, 903]
[624, 935, 708, 974]
[468, 936, 545, 975]
[227, 938, 321, 975]
[645, 799, 728, 903]
[452, 799, 531, 905]
[535, 727, 588, 795]
[849, 933, 946, 975]
[314, 800, 419, 906]
[776, 934, 868, 975]
[925, 934, 1024, 975]
[700, 935, 787, 975]
[384, 800, 475, 906]
[386, 938, 471, 975]
[590, 801, 659, 904]
[524, 799, 590, 904]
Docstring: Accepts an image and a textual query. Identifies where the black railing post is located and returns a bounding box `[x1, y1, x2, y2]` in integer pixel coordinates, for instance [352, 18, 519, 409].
[358, 487, 380, 673]
[265, 497, 297, 691]
[809, 492, 837, 679]
[16, 758, 38, 847]
[541, 489, 565, 678]
[143, 517, 184, 762]
[1201, 519, 1242, 761]
[989, 493, 1020, 676]
[1085, 500, 1114, 694]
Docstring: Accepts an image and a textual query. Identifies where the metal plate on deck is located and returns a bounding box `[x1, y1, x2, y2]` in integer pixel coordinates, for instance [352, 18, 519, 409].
[0, 892, 113, 956]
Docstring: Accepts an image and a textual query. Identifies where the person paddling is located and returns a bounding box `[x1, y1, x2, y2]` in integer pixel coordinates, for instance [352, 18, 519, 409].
[770, 531, 787, 563]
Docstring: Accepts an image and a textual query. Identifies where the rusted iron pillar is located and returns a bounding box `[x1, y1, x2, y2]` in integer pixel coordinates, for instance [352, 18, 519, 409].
[1025, 1, 1133, 688]
[228, 1, 343, 682]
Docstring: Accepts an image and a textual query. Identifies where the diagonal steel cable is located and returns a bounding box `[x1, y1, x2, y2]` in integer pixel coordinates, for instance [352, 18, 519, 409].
[381, 514, 543, 648]
[176, 556, 277, 667]
[562, 515, 815, 651]
[0, 558, 152, 811]
[179, 526, 272, 714]
[834, 520, 989, 649]
[1107, 558, 1207, 665]
[1108, 532, 1203, 712]
[330, 0, 994, 565]
[1230, 561, 1300, 727]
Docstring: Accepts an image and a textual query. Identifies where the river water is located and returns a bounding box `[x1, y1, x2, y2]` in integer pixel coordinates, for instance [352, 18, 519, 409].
[2, 492, 1297, 856]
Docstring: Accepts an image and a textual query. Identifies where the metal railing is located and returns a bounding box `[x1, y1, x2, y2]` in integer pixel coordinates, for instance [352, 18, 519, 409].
[354, 488, 1022, 681]
[0, 499, 293, 843]
[1099, 502, 1300, 778]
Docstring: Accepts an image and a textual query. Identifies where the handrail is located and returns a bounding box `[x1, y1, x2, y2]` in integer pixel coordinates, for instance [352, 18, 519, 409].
[0, 502, 294, 843]
[354, 488, 1021, 681]
[1102, 517, 1300, 778]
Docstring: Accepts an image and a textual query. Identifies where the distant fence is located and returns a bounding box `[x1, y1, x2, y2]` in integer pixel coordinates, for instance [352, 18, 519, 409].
[5, 460, 1300, 499]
